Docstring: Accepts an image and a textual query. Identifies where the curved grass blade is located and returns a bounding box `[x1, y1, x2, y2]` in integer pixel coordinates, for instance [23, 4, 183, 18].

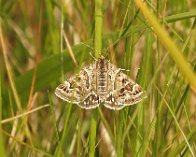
[134, 0, 196, 93]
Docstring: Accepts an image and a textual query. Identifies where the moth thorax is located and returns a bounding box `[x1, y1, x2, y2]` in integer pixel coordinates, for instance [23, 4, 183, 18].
[97, 58, 108, 70]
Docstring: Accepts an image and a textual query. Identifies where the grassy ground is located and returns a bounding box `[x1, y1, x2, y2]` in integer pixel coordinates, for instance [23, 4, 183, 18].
[0, 0, 196, 157]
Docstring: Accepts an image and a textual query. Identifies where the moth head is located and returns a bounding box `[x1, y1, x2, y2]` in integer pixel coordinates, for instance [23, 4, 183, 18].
[99, 55, 105, 59]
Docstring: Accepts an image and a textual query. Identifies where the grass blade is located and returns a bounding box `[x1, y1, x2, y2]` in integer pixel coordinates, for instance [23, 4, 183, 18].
[94, 0, 103, 57]
[165, 11, 196, 23]
[0, 76, 6, 157]
[89, 112, 97, 157]
[134, 0, 196, 92]
[155, 85, 195, 157]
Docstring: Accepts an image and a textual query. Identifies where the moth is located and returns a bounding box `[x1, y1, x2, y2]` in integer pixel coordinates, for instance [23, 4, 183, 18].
[55, 57, 147, 110]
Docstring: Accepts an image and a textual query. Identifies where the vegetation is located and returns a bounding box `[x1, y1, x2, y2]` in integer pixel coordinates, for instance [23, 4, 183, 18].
[0, 0, 196, 156]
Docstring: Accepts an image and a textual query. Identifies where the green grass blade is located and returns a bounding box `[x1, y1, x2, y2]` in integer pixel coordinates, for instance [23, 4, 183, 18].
[55, 104, 72, 156]
[48, 93, 62, 155]
[134, 0, 196, 92]
[140, 117, 156, 157]
[155, 85, 195, 157]
[0, 76, 6, 157]
[165, 11, 196, 23]
[2, 129, 53, 157]
[89, 112, 97, 157]
[94, 0, 103, 57]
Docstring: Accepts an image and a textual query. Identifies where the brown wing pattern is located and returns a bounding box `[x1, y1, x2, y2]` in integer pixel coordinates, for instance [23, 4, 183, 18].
[104, 69, 146, 110]
[55, 65, 100, 109]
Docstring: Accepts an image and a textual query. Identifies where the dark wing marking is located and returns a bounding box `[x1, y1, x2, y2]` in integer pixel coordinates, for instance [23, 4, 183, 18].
[55, 68, 90, 103]
[104, 70, 147, 110]
[55, 63, 100, 109]
[104, 92, 124, 110]
[81, 92, 100, 109]
[114, 70, 147, 106]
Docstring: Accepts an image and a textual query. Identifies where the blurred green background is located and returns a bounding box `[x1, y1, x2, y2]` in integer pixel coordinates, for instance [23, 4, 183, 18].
[0, 0, 196, 157]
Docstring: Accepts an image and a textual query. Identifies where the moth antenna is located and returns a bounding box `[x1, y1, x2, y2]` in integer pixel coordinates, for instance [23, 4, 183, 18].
[80, 42, 98, 60]
[89, 51, 97, 61]
[102, 46, 115, 62]
[81, 42, 94, 50]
